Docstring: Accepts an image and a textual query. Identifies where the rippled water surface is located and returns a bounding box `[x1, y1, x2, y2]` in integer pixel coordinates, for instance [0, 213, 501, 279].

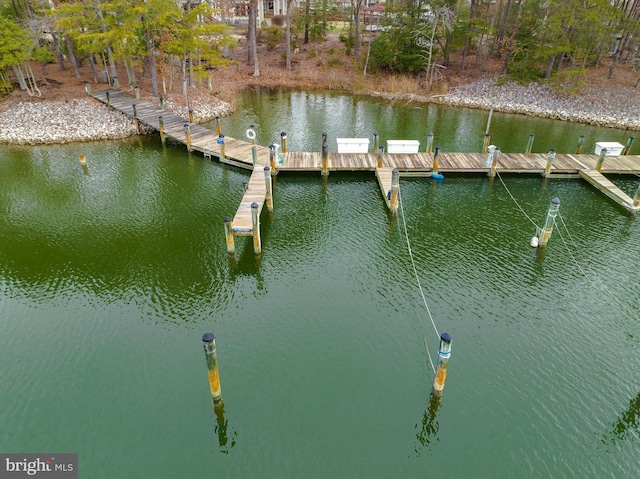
[1, 92, 639, 478]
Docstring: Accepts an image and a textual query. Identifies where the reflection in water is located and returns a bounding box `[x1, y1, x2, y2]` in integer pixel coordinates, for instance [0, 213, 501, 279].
[604, 392, 640, 445]
[415, 394, 442, 454]
[213, 402, 237, 454]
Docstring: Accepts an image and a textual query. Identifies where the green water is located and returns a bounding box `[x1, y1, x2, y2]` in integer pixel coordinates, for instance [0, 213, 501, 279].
[1, 91, 639, 478]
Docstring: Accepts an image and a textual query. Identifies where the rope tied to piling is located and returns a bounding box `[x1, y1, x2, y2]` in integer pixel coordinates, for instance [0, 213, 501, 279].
[398, 187, 440, 374]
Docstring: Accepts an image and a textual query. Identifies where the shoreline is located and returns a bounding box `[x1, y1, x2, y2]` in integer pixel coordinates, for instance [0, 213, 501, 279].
[1, 75, 639, 146]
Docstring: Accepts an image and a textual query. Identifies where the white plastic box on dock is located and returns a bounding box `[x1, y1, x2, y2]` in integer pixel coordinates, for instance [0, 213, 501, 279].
[595, 142, 624, 156]
[386, 140, 420, 154]
[336, 138, 370, 153]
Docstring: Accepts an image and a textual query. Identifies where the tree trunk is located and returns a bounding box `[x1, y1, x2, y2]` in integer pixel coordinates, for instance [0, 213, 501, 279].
[304, 0, 309, 44]
[248, 0, 256, 66]
[88, 55, 99, 83]
[12, 65, 27, 90]
[250, 0, 260, 75]
[64, 34, 81, 79]
[144, 27, 159, 97]
[544, 56, 555, 79]
[353, 0, 361, 61]
[286, 0, 292, 71]
[51, 32, 66, 71]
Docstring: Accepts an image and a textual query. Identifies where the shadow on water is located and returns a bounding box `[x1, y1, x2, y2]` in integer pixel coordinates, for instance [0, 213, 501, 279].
[415, 394, 442, 455]
[602, 392, 640, 447]
[212, 401, 237, 454]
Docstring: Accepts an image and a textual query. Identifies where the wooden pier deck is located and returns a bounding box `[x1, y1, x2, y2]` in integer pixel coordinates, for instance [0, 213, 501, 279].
[89, 87, 640, 246]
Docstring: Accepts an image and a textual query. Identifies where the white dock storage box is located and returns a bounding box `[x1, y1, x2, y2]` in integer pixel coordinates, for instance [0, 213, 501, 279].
[595, 142, 624, 156]
[386, 140, 420, 154]
[336, 138, 370, 153]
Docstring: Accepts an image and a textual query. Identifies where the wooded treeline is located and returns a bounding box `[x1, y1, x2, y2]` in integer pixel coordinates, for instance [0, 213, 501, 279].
[2, 0, 640, 97]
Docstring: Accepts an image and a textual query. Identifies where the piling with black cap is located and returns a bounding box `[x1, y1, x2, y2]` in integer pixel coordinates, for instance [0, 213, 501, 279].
[431, 332, 452, 398]
[525, 133, 535, 154]
[280, 131, 287, 153]
[575, 134, 585, 154]
[432, 146, 441, 175]
[389, 168, 399, 214]
[251, 202, 261, 254]
[202, 333, 223, 405]
[373, 132, 379, 153]
[543, 148, 556, 177]
[377, 146, 384, 168]
[596, 148, 607, 172]
[224, 217, 235, 254]
[539, 197, 560, 247]
[264, 166, 273, 212]
[426, 132, 434, 154]
[215, 116, 222, 135]
[623, 136, 635, 155]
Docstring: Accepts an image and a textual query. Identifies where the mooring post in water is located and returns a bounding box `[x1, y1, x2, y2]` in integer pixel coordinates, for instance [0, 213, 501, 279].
[623, 136, 635, 155]
[184, 124, 192, 152]
[242, 179, 249, 192]
[280, 131, 287, 153]
[426, 132, 434, 154]
[264, 166, 274, 212]
[249, 125, 258, 165]
[432, 146, 441, 175]
[377, 146, 384, 168]
[135, 85, 140, 99]
[483, 133, 491, 154]
[224, 217, 235, 254]
[158, 116, 166, 145]
[84, 81, 91, 95]
[390, 168, 399, 214]
[79, 154, 87, 166]
[321, 143, 329, 176]
[202, 333, 223, 405]
[526, 133, 535, 154]
[596, 148, 607, 172]
[251, 202, 261, 255]
[132, 104, 140, 134]
[189, 109, 194, 124]
[431, 332, 452, 398]
[543, 148, 556, 177]
[539, 197, 560, 247]
[215, 116, 222, 136]
[373, 132, 379, 153]
[575, 134, 585, 154]
[218, 134, 226, 160]
[269, 144, 276, 173]
[632, 183, 640, 208]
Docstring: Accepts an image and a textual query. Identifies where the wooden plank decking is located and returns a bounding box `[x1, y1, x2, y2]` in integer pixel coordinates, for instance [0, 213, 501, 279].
[89, 88, 640, 224]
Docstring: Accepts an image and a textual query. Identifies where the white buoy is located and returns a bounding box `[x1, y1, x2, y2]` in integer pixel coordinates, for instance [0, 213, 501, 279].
[530, 236, 539, 248]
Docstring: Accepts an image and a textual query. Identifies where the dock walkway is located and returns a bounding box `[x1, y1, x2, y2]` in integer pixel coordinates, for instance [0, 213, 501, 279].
[90, 88, 640, 253]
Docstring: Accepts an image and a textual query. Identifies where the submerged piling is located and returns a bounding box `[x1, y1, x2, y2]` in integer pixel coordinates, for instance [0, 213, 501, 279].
[202, 333, 223, 405]
[633, 183, 640, 208]
[539, 197, 560, 247]
[431, 332, 452, 398]
[224, 217, 235, 254]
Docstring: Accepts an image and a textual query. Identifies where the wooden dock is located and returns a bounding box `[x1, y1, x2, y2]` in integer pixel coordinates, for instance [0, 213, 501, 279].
[90, 88, 640, 252]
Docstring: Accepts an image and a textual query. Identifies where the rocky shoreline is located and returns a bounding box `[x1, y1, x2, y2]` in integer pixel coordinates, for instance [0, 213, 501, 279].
[1, 76, 639, 145]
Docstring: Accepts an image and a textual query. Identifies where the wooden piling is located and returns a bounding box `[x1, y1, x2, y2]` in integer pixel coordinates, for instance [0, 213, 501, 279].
[389, 168, 399, 214]
[431, 332, 452, 398]
[112, 76, 119, 89]
[576, 134, 585, 154]
[321, 144, 329, 176]
[543, 148, 556, 177]
[377, 146, 384, 168]
[242, 180, 249, 191]
[106, 90, 110, 107]
[269, 144, 276, 173]
[623, 136, 635, 155]
[184, 124, 192, 152]
[202, 332, 223, 405]
[215, 116, 221, 135]
[132, 104, 140, 134]
[426, 132, 434, 154]
[633, 183, 640, 208]
[596, 148, 607, 172]
[373, 132, 379, 153]
[281, 132, 287, 153]
[218, 134, 225, 160]
[224, 217, 235, 254]
[159, 96, 164, 110]
[432, 146, 440, 175]
[158, 116, 166, 145]
[189, 109, 194, 124]
[483, 133, 491, 154]
[539, 197, 560, 247]
[264, 166, 274, 212]
[525, 133, 535, 154]
[489, 146, 500, 178]
[135, 85, 140, 99]
[251, 202, 261, 255]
